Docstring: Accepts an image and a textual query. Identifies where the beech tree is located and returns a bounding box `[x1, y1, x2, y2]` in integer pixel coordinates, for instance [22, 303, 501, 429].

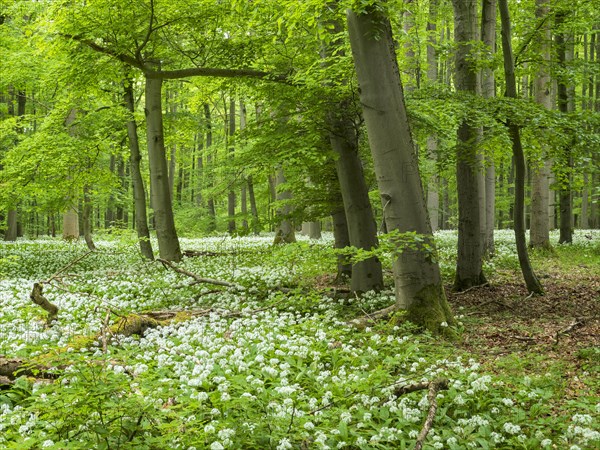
[347, 2, 455, 332]
[451, 0, 487, 290]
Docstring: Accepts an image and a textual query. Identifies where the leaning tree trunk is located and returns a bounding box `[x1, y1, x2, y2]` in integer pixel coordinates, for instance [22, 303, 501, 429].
[530, 0, 553, 249]
[322, 16, 383, 293]
[347, 5, 455, 333]
[273, 167, 296, 244]
[498, 0, 544, 294]
[124, 79, 154, 260]
[452, 0, 486, 290]
[144, 74, 182, 262]
[328, 103, 384, 293]
[247, 175, 260, 234]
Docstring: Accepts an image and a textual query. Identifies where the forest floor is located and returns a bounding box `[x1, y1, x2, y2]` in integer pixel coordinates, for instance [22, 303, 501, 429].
[0, 230, 598, 449]
[447, 256, 600, 416]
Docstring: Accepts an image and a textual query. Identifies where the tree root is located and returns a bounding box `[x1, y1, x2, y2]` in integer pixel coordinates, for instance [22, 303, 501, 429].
[30, 283, 58, 325]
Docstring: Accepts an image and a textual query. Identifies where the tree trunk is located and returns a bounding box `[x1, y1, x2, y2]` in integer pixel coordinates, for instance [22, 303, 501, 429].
[247, 175, 260, 234]
[530, 0, 553, 249]
[273, 167, 296, 244]
[328, 101, 384, 293]
[452, 0, 486, 290]
[556, 13, 573, 244]
[124, 79, 154, 260]
[144, 75, 181, 262]
[204, 103, 217, 232]
[82, 185, 96, 251]
[228, 98, 236, 235]
[322, 15, 383, 293]
[332, 208, 352, 281]
[499, 0, 543, 294]
[426, 0, 440, 232]
[308, 221, 322, 240]
[5, 210, 17, 241]
[63, 208, 79, 240]
[481, 0, 496, 255]
[347, 5, 454, 332]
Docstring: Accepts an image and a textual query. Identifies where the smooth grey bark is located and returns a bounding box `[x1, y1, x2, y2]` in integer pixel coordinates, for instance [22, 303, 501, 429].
[204, 103, 217, 232]
[481, 0, 496, 255]
[322, 14, 383, 293]
[240, 101, 248, 233]
[4, 89, 24, 242]
[530, 0, 553, 249]
[124, 80, 154, 260]
[82, 185, 96, 251]
[5, 210, 17, 241]
[426, 0, 440, 231]
[168, 92, 176, 202]
[347, 5, 454, 332]
[332, 208, 352, 280]
[63, 208, 79, 240]
[144, 75, 181, 261]
[328, 103, 384, 293]
[556, 12, 573, 244]
[227, 98, 236, 235]
[499, 0, 543, 294]
[272, 167, 296, 244]
[452, 0, 487, 290]
[308, 222, 322, 240]
[247, 175, 260, 234]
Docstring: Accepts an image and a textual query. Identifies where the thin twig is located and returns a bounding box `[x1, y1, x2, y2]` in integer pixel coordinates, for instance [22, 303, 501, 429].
[454, 282, 490, 295]
[44, 250, 95, 284]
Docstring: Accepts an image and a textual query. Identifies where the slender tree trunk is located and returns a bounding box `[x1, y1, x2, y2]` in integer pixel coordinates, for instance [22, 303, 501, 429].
[530, 0, 553, 249]
[328, 102, 383, 293]
[82, 185, 96, 251]
[247, 175, 260, 234]
[204, 103, 217, 232]
[481, 0, 496, 255]
[124, 79, 154, 260]
[499, 0, 543, 294]
[556, 13, 574, 244]
[227, 98, 236, 234]
[273, 167, 296, 244]
[347, 5, 455, 332]
[144, 74, 181, 261]
[452, 0, 486, 290]
[426, 0, 440, 232]
[239, 101, 249, 234]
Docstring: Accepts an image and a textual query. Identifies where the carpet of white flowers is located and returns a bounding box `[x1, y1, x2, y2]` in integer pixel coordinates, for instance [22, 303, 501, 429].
[0, 231, 598, 449]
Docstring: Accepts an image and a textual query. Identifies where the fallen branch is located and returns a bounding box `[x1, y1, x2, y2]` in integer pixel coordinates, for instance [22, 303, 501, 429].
[348, 304, 398, 329]
[157, 258, 245, 290]
[414, 379, 449, 450]
[453, 282, 490, 295]
[554, 318, 586, 345]
[30, 283, 58, 325]
[45, 250, 95, 284]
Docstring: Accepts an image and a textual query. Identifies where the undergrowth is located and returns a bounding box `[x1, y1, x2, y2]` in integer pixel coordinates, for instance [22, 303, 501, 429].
[0, 231, 598, 449]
